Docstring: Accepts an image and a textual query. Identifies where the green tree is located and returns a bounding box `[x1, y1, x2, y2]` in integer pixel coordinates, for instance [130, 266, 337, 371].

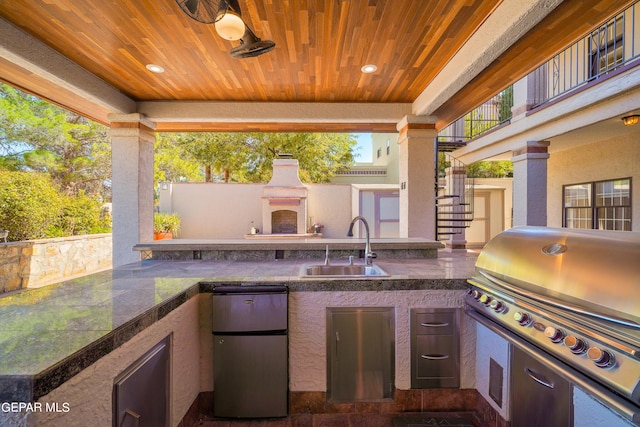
[174, 132, 251, 182]
[0, 171, 63, 241]
[154, 133, 204, 184]
[467, 160, 513, 178]
[162, 132, 357, 183]
[0, 83, 111, 198]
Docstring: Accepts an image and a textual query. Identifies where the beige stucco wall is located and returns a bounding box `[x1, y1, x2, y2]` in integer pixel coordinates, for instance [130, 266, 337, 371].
[288, 290, 476, 392]
[0, 234, 112, 293]
[547, 135, 640, 231]
[159, 182, 354, 238]
[31, 296, 201, 427]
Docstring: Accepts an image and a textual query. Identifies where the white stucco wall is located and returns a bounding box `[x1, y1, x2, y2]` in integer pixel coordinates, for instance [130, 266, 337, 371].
[306, 184, 353, 237]
[547, 134, 640, 231]
[288, 290, 476, 392]
[31, 296, 202, 427]
[475, 323, 510, 421]
[158, 182, 354, 238]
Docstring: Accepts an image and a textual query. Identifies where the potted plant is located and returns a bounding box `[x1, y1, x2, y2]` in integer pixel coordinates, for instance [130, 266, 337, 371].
[153, 212, 181, 240]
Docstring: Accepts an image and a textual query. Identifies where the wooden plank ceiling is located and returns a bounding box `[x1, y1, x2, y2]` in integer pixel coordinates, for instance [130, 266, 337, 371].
[0, 0, 634, 131]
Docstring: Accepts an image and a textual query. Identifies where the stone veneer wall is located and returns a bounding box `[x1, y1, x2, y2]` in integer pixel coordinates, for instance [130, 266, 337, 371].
[0, 234, 112, 293]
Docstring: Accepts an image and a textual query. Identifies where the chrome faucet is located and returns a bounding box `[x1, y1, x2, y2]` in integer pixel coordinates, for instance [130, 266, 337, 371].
[346, 216, 376, 265]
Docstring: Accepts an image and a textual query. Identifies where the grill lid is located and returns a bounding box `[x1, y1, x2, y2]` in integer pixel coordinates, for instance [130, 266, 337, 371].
[474, 227, 640, 327]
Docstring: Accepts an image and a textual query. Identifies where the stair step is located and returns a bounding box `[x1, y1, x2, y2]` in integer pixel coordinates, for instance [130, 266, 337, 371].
[437, 225, 469, 229]
[436, 200, 470, 205]
[437, 211, 474, 215]
[437, 140, 468, 152]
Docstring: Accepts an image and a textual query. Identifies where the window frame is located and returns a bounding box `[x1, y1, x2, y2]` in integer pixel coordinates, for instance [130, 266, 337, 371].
[588, 13, 624, 79]
[562, 177, 632, 231]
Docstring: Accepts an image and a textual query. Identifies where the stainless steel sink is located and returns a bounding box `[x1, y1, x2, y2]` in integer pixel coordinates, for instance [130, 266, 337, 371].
[300, 263, 389, 278]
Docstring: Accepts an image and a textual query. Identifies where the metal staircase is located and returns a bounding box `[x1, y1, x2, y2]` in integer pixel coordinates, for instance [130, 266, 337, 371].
[435, 138, 474, 242]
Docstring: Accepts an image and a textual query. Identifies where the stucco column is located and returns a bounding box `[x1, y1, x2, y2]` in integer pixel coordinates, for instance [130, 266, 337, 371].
[396, 115, 437, 239]
[511, 140, 550, 227]
[108, 113, 156, 267]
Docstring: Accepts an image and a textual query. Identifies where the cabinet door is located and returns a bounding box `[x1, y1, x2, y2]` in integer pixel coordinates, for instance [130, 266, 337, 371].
[114, 337, 170, 427]
[213, 334, 288, 418]
[327, 307, 395, 402]
[511, 345, 572, 427]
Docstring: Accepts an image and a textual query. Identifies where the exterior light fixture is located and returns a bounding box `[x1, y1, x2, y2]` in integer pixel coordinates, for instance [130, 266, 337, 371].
[146, 64, 165, 73]
[214, 9, 245, 40]
[176, 0, 275, 58]
[622, 115, 639, 126]
[361, 64, 378, 74]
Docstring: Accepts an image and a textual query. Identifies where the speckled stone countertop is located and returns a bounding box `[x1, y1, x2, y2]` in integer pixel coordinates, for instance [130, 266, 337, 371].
[133, 237, 444, 260]
[0, 250, 477, 402]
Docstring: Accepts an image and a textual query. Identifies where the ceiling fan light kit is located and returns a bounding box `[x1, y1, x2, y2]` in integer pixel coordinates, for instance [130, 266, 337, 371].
[176, 0, 275, 58]
[215, 10, 245, 40]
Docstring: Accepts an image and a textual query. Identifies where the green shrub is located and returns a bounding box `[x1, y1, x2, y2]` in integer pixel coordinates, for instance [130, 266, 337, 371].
[48, 192, 111, 237]
[0, 171, 63, 241]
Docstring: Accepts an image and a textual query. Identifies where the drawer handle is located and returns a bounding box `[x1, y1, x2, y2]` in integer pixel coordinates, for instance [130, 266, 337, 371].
[421, 354, 450, 360]
[525, 367, 554, 389]
[420, 322, 449, 328]
[123, 409, 141, 427]
[243, 299, 255, 304]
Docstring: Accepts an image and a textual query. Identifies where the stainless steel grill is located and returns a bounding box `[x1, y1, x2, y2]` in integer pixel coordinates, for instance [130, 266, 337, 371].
[465, 226, 640, 424]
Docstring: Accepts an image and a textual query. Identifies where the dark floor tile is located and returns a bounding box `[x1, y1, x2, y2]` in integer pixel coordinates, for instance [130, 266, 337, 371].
[312, 413, 350, 427]
[392, 412, 477, 427]
[348, 412, 394, 426]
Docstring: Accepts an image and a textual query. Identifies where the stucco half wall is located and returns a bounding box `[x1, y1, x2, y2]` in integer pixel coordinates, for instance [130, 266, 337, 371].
[159, 182, 355, 239]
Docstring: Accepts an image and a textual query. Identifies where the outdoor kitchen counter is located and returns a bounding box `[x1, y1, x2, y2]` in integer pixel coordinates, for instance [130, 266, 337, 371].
[133, 237, 444, 260]
[0, 250, 477, 403]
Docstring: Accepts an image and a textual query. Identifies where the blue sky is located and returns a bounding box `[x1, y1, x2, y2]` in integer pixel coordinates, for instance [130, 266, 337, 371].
[354, 133, 373, 163]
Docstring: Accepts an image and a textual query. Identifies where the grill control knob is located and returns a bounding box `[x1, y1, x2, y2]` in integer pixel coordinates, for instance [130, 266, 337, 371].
[479, 294, 492, 305]
[587, 347, 615, 368]
[471, 290, 482, 300]
[544, 326, 566, 343]
[564, 335, 588, 354]
[489, 299, 506, 313]
[514, 312, 533, 326]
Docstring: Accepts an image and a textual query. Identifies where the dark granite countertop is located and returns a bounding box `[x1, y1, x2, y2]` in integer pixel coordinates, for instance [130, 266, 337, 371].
[0, 250, 477, 402]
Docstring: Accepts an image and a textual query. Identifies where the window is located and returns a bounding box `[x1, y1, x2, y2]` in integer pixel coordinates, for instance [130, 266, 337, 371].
[386, 139, 390, 155]
[376, 147, 381, 159]
[563, 178, 631, 231]
[589, 14, 624, 79]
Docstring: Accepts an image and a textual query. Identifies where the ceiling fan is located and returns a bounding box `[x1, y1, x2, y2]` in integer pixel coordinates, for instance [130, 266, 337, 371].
[175, 0, 275, 58]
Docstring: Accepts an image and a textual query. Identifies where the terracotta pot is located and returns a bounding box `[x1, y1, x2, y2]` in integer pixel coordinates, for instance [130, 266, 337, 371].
[153, 232, 173, 240]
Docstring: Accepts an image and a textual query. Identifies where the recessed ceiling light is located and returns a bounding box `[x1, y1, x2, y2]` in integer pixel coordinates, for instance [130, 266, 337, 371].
[146, 64, 165, 73]
[361, 64, 378, 74]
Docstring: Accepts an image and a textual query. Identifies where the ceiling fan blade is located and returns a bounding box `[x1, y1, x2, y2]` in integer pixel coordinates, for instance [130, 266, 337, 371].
[184, 0, 199, 15]
[226, 0, 242, 15]
[230, 25, 276, 58]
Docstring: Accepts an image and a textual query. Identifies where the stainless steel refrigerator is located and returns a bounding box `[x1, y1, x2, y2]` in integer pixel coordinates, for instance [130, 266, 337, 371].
[212, 285, 288, 418]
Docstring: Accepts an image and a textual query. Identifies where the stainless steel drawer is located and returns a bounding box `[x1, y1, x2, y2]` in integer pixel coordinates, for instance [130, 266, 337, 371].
[415, 335, 459, 384]
[410, 308, 460, 388]
[413, 312, 455, 335]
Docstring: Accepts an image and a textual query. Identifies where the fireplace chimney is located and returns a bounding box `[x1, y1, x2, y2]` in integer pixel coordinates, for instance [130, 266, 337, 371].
[262, 159, 308, 235]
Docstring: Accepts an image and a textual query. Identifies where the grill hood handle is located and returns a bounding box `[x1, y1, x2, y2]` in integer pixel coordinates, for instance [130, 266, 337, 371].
[477, 270, 640, 329]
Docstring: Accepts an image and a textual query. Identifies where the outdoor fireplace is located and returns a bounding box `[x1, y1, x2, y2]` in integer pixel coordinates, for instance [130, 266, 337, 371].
[261, 158, 308, 235]
[271, 210, 298, 234]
